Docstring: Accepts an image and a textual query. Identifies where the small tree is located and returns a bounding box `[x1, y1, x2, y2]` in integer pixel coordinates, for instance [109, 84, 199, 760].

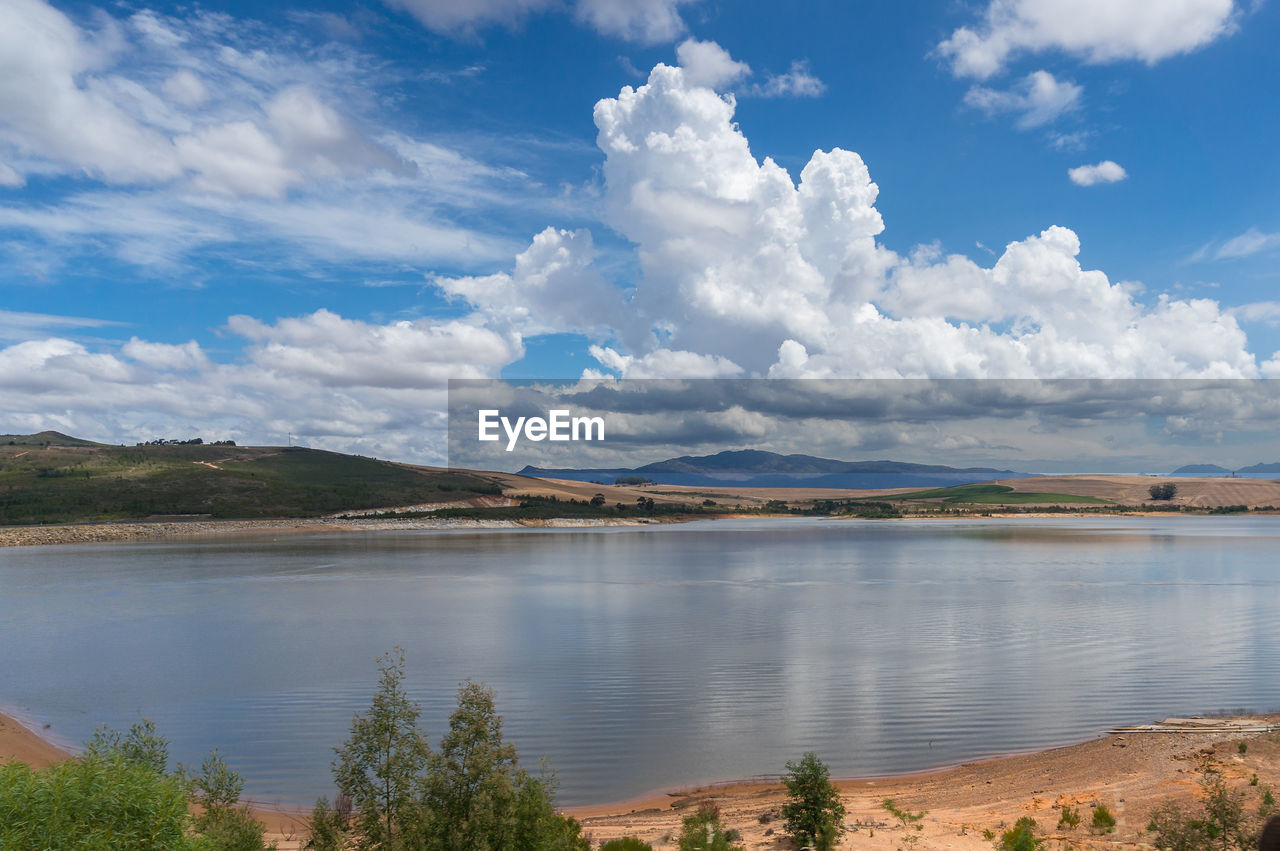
[1149, 482, 1178, 501]
[332, 647, 431, 850]
[781, 752, 845, 851]
[997, 817, 1040, 851]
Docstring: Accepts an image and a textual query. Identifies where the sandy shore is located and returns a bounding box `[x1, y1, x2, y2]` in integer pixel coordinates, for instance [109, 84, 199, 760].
[0, 515, 682, 547]
[3, 712, 1276, 849]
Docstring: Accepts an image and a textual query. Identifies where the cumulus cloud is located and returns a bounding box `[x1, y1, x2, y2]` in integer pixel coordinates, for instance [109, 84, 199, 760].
[938, 0, 1239, 78]
[673, 39, 824, 99]
[1068, 160, 1128, 186]
[571, 64, 1257, 379]
[964, 70, 1082, 128]
[675, 38, 751, 89]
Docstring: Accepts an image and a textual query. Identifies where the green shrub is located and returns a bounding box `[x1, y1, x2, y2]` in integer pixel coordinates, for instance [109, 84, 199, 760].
[1092, 803, 1116, 834]
[1057, 805, 1081, 829]
[0, 753, 201, 850]
[601, 837, 656, 851]
[677, 805, 742, 851]
[997, 817, 1039, 851]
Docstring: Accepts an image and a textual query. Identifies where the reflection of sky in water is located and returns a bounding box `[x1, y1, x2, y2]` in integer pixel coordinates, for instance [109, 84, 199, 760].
[2, 516, 1278, 806]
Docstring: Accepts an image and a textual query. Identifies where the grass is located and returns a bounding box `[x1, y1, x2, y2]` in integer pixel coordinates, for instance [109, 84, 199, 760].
[885, 483, 1111, 504]
[0, 438, 502, 525]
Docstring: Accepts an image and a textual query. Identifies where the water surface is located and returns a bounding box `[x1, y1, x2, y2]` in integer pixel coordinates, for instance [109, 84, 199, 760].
[2, 516, 1277, 805]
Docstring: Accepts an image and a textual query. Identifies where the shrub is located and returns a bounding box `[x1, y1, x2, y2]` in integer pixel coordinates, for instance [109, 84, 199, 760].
[997, 817, 1039, 851]
[1057, 805, 1081, 829]
[0, 753, 200, 850]
[600, 838, 655, 851]
[1092, 803, 1116, 834]
[781, 752, 846, 851]
[677, 804, 742, 851]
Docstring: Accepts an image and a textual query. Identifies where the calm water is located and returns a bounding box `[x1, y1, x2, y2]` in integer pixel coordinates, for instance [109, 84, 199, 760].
[2, 516, 1278, 806]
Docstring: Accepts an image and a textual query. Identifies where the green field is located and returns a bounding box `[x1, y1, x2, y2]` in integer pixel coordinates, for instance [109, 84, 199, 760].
[885, 483, 1112, 505]
[0, 435, 502, 525]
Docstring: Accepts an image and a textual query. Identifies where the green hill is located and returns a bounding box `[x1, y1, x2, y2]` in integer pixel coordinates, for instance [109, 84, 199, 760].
[0, 435, 502, 525]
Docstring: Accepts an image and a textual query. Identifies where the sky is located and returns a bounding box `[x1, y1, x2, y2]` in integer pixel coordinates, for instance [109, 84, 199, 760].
[2, 0, 1279, 463]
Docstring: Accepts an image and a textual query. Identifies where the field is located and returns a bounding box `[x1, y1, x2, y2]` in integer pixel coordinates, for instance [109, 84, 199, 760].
[886, 483, 1113, 504]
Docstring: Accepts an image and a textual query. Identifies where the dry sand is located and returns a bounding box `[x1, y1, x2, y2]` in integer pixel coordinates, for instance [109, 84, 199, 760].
[4, 712, 1276, 849]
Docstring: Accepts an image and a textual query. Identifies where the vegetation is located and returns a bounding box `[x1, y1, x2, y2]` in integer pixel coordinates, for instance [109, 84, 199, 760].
[1149, 482, 1179, 501]
[0, 436, 502, 525]
[780, 751, 846, 851]
[0, 719, 272, 850]
[887, 483, 1111, 504]
[600, 839, 654, 851]
[1091, 802, 1117, 834]
[1146, 768, 1272, 850]
[317, 649, 590, 850]
[677, 804, 742, 851]
[996, 816, 1040, 851]
[882, 798, 927, 846]
[1057, 805, 1081, 829]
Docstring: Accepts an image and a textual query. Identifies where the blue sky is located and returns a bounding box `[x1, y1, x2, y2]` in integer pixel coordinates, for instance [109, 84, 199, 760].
[2, 0, 1278, 461]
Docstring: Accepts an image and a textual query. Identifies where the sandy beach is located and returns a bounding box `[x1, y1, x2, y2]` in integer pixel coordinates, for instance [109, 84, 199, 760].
[3, 710, 1275, 849]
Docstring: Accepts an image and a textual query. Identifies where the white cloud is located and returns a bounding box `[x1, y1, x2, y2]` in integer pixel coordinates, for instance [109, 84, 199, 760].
[383, 0, 695, 43]
[574, 0, 692, 44]
[1232, 302, 1280, 326]
[746, 61, 826, 99]
[1068, 160, 1128, 185]
[575, 63, 1257, 379]
[0, 309, 521, 462]
[964, 70, 1082, 128]
[436, 227, 623, 337]
[0, 0, 539, 272]
[379, 0, 554, 35]
[939, 0, 1239, 78]
[675, 38, 751, 90]
[1216, 227, 1280, 259]
[673, 39, 824, 99]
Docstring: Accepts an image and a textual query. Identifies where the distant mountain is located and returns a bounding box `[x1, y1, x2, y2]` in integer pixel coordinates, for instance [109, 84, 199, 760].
[1236, 462, 1280, 475]
[520, 449, 1035, 489]
[1169, 464, 1233, 476]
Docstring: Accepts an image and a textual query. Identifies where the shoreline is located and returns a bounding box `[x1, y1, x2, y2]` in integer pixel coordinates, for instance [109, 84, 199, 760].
[0, 509, 1260, 548]
[5, 711, 1277, 849]
[0, 515, 687, 548]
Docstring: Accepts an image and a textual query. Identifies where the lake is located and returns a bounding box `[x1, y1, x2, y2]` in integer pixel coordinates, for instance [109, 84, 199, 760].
[2, 516, 1278, 806]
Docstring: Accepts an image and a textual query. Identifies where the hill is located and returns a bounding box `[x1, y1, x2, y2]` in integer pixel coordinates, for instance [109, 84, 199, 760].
[520, 449, 1032, 489]
[1169, 463, 1233, 475]
[0, 434, 502, 525]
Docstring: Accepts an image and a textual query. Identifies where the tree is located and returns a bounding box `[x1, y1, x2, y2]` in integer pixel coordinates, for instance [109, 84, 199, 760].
[1149, 482, 1178, 501]
[780, 752, 845, 851]
[1147, 769, 1260, 851]
[190, 750, 274, 851]
[997, 817, 1040, 851]
[332, 647, 431, 850]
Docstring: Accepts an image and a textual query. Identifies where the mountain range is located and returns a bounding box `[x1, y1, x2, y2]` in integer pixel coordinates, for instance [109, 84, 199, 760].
[519, 449, 1035, 489]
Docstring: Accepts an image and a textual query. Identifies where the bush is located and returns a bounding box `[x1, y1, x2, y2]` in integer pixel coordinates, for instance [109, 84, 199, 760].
[0, 753, 200, 850]
[996, 817, 1039, 851]
[1057, 805, 1081, 830]
[1092, 803, 1116, 834]
[601, 839, 654, 851]
[781, 752, 845, 851]
[1146, 770, 1259, 850]
[677, 804, 742, 851]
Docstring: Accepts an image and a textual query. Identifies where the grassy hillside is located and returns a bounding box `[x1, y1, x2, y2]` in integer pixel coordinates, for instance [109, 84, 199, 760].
[0, 437, 501, 525]
[887, 483, 1112, 504]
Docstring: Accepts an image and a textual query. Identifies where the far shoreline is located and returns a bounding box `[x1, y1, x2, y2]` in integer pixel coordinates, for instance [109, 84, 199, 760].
[0, 508, 1267, 548]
